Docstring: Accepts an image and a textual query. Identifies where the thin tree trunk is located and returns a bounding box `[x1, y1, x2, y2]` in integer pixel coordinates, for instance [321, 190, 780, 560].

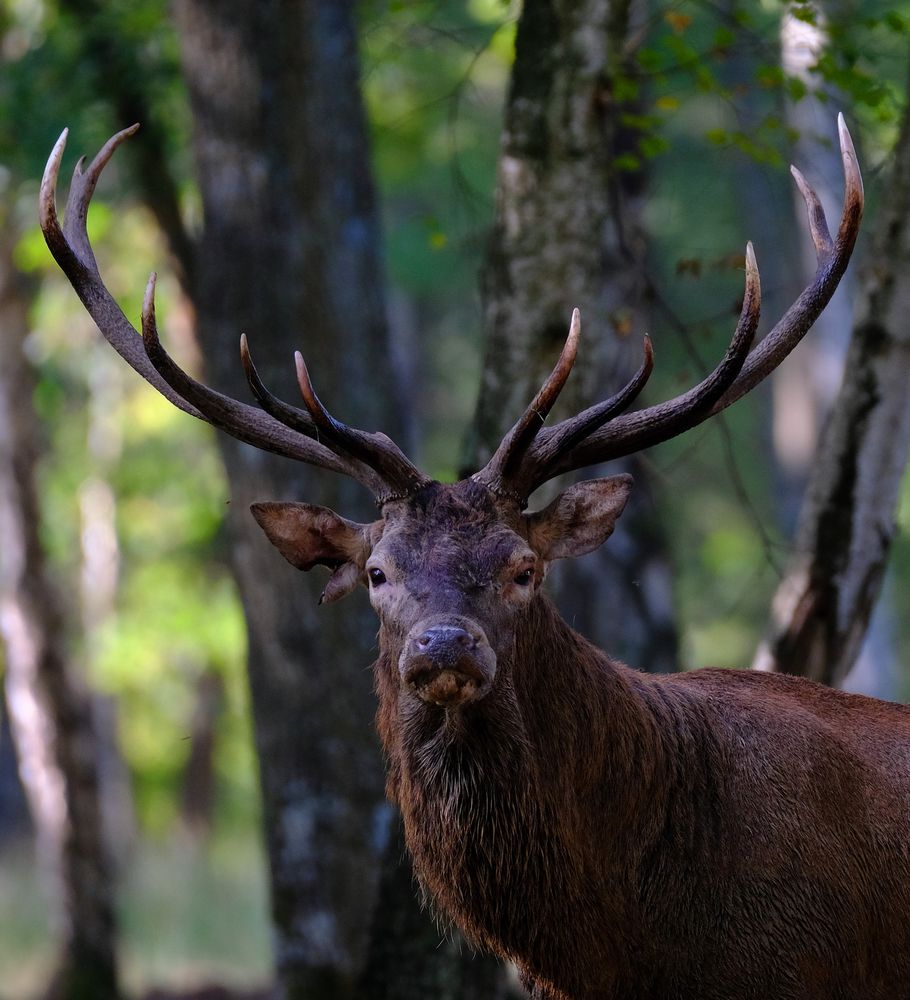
[0, 696, 31, 844]
[0, 223, 119, 998]
[470, 0, 678, 674]
[178, 671, 223, 835]
[172, 4, 393, 994]
[753, 56, 910, 685]
[772, 3, 856, 528]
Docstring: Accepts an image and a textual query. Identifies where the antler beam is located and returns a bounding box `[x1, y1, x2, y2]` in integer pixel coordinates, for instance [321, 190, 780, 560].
[40, 126, 428, 502]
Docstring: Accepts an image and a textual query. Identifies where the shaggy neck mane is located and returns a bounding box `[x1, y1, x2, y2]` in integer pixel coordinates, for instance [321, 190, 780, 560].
[372, 596, 696, 990]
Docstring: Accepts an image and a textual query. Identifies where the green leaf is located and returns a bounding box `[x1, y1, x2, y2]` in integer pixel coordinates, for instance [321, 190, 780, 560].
[613, 152, 641, 173]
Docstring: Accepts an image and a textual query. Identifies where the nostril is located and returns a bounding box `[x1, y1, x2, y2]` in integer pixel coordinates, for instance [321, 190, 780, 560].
[411, 624, 482, 659]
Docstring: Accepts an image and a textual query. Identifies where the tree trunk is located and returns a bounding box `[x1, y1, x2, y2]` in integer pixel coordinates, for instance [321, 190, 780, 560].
[753, 62, 910, 686]
[173, 2, 496, 995]
[470, 0, 678, 673]
[0, 222, 119, 998]
[178, 671, 223, 836]
[173, 3, 393, 994]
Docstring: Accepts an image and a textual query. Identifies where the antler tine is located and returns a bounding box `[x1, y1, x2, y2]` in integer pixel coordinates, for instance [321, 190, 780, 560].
[529, 242, 761, 480]
[140, 274, 379, 485]
[475, 308, 581, 495]
[40, 127, 204, 420]
[525, 334, 654, 493]
[240, 334, 318, 437]
[707, 111, 863, 406]
[241, 335, 413, 495]
[64, 124, 142, 271]
[40, 127, 402, 494]
[294, 352, 431, 499]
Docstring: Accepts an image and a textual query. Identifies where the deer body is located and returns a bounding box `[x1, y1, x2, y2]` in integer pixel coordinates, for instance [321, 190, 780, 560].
[370, 482, 910, 999]
[41, 119, 904, 998]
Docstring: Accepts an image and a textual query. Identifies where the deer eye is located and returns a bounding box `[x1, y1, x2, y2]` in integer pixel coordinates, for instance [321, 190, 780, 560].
[513, 569, 534, 587]
[368, 567, 387, 586]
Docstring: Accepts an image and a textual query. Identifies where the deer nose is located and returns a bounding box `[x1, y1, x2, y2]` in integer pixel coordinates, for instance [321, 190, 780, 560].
[400, 620, 496, 707]
[414, 625, 477, 660]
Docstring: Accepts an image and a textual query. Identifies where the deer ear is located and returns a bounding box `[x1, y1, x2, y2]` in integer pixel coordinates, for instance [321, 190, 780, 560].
[525, 475, 633, 561]
[250, 502, 375, 603]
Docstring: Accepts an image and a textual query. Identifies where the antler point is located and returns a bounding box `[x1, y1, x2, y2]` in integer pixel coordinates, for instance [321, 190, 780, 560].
[569, 308, 581, 344]
[40, 129, 70, 217]
[837, 114, 864, 205]
[745, 241, 757, 272]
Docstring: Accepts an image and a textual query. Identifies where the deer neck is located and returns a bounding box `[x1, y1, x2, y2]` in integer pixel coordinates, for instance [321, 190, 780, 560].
[372, 596, 678, 968]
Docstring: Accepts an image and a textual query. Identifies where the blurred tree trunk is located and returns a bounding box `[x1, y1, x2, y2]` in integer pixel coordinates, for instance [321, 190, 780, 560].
[469, 0, 678, 673]
[178, 670, 223, 835]
[170, 3, 400, 995]
[753, 59, 910, 686]
[0, 697, 32, 844]
[0, 223, 119, 998]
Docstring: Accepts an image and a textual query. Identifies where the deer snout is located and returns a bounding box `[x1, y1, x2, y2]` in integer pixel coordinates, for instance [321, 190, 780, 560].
[400, 621, 496, 707]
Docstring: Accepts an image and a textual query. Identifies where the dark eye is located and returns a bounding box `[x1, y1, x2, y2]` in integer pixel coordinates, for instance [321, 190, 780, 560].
[368, 567, 387, 586]
[513, 569, 534, 587]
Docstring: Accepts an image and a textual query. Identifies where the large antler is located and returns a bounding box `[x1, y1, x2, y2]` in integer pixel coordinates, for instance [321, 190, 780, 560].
[475, 113, 864, 503]
[39, 126, 430, 503]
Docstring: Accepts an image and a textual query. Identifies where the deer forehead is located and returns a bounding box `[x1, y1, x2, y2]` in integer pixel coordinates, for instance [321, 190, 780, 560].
[374, 483, 531, 580]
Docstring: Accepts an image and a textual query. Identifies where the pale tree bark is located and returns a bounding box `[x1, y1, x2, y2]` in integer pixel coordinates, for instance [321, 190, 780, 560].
[753, 59, 910, 686]
[0, 221, 119, 998]
[767, 1, 895, 697]
[470, 0, 678, 673]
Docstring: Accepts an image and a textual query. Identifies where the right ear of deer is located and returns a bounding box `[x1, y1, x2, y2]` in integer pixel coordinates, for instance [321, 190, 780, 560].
[39, 125, 426, 501]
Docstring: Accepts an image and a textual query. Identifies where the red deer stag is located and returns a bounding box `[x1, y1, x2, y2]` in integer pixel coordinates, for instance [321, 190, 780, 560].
[41, 119, 910, 1000]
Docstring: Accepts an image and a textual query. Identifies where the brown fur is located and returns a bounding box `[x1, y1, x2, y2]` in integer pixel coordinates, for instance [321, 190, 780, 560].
[364, 483, 910, 1000]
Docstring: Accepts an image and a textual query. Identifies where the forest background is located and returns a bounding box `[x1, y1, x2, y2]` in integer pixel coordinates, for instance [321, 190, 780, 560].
[1, 0, 910, 998]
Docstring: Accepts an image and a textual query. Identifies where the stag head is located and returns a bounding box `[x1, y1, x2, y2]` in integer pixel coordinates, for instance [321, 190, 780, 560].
[253, 475, 632, 707]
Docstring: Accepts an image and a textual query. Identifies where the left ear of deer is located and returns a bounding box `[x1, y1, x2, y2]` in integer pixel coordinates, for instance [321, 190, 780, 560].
[526, 475, 633, 561]
[250, 502, 373, 603]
